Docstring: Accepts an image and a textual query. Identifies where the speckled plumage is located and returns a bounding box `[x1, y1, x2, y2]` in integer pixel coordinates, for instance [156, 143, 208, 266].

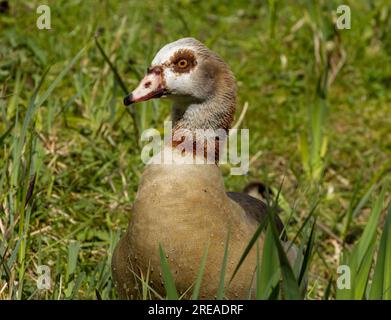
[112, 38, 293, 299]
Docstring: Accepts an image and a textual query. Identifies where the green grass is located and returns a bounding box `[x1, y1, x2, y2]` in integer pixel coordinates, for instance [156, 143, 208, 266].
[0, 0, 390, 300]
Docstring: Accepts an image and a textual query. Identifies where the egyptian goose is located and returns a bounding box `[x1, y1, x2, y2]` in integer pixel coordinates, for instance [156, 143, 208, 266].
[112, 38, 294, 299]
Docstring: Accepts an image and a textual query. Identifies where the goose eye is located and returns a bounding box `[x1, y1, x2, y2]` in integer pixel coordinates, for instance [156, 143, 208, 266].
[177, 59, 188, 68]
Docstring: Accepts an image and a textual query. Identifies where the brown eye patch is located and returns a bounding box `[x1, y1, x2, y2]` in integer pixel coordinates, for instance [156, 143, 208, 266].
[171, 49, 197, 73]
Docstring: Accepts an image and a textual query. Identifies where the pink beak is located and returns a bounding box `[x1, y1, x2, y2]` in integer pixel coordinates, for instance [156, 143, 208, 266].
[123, 67, 166, 106]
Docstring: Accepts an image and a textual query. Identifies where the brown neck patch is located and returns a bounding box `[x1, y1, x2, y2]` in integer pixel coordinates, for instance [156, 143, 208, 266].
[170, 126, 227, 163]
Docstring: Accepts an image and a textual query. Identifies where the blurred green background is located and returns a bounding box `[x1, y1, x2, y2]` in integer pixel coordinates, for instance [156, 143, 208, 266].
[0, 0, 390, 299]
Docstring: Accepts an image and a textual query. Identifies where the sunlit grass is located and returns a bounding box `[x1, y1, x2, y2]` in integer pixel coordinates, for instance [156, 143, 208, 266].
[0, 0, 390, 300]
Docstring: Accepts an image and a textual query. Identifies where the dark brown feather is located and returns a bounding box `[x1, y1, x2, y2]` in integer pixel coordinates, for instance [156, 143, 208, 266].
[227, 192, 287, 241]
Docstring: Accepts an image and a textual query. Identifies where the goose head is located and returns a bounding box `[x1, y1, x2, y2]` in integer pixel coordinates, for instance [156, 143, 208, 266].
[124, 38, 236, 131]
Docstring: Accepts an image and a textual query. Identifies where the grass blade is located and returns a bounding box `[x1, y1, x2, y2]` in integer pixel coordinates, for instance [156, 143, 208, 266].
[257, 226, 280, 299]
[298, 218, 317, 285]
[191, 242, 209, 300]
[369, 202, 391, 299]
[94, 36, 140, 144]
[323, 277, 333, 300]
[216, 230, 230, 300]
[159, 244, 179, 300]
[229, 216, 268, 284]
[70, 272, 86, 300]
[337, 186, 386, 299]
[35, 45, 89, 109]
[269, 213, 301, 300]
[94, 37, 128, 94]
[67, 241, 81, 281]
[343, 182, 377, 240]
[356, 187, 386, 263]
[268, 181, 302, 299]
